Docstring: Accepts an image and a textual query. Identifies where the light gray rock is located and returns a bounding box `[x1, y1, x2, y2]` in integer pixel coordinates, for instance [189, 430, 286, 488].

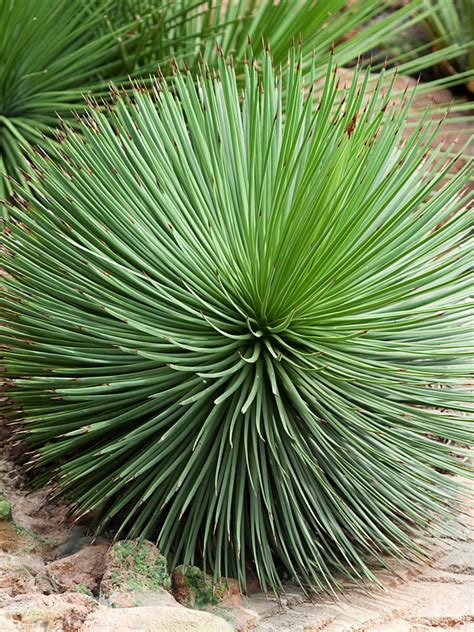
[104, 587, 180, 609]
[0, 592, 98, 631]
[82, 605, 234, 631]
[46, 544, 109, 594]
[434, 540, 474, 575]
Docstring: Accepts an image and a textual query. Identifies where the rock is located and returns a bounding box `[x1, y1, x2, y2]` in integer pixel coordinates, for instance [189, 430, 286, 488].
[0, 523, 29, 554]
[82, 604, 234, 632]
[70, 583, 94, 597]
[172, 564, 243, 608]
[0, 496, 12, 521]
[0, 591, 13, 607]
[250, 564, 474, 631]
[46, 543, 108, 594]
[0, 554, 35, 593]
[213, 604, 260, 631]
[0, 614, 16, 632]
[244, 571, 262, 595]
[404, 581, 474, 626]
[435, 540, 474, 575]
[220, 577, 242, 606]
[0, 521, 44, 555]
[244, 589, 294, 620]
[35, 567, 61, 594]
[0, 548, 62, 597]
[105, 586, 180, 609]
[1, 592, 97, 631]
[8, 568, 36, 597]
[50, 526, 92, 559]
[364, 622, 413, 631]
[99, 539, 171, 607]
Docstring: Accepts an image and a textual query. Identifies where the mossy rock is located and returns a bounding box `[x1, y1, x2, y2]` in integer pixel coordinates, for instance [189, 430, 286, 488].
[172, 565, 233, 608]
[0, 521, 47, 555]
[0, 497, 12, 522]
[71, 584, 94, 597]
[100, 539, 171, 604]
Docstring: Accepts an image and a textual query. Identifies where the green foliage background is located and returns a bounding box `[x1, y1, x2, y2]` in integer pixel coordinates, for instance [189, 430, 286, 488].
[1, 0, 470, 212]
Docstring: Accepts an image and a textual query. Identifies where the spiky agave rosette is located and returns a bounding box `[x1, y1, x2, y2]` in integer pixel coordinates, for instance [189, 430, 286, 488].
[1, 49, 473, 592]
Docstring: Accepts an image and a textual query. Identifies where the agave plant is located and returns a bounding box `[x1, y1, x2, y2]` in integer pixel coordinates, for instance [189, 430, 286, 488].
[377, 0, 474, 93]
[2, 48, 472, 593]
[185, 0, 424, 71]
[421, 0, 474, 91]
[0, 0, 182, 212]
[1, 0, 461, 218]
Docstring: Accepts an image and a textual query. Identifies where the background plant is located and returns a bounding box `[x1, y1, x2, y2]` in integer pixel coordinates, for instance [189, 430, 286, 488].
[2, 48, 472, 593]
[0, 0, 200, 214]
[421, 0, 474, 91]
[0, 0, 464, 217]
[371, 0, 474, 94]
